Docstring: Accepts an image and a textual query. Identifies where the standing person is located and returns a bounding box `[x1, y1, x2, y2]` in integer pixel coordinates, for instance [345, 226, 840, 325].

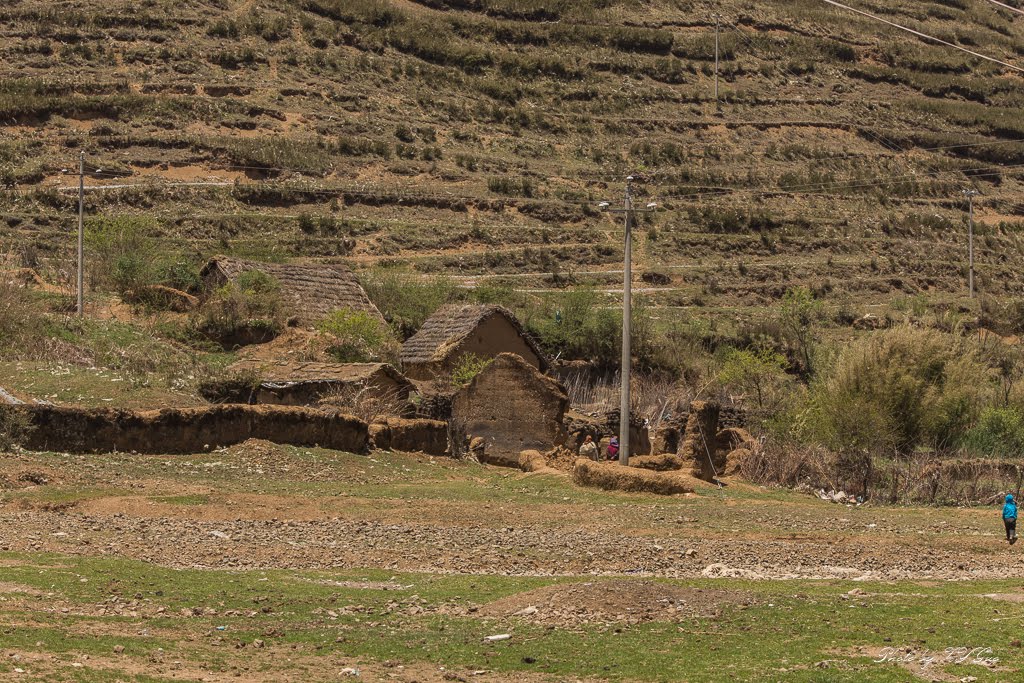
[579, 434, 599, 462]
[607, 436, 619, 461]
[1004, 494, 1018, 544]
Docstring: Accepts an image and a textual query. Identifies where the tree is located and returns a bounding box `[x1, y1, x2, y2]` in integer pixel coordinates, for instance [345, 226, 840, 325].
[719, 346, 789, 410]
[779, 287, 823, 375]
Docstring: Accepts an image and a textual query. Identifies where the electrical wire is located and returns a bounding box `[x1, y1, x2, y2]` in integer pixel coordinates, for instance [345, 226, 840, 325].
[818, 0, 1024, 72]
[982, 0, 1024, 17]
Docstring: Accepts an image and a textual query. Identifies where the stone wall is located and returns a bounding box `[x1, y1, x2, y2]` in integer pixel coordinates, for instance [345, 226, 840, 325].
[4, 404, 369, 455]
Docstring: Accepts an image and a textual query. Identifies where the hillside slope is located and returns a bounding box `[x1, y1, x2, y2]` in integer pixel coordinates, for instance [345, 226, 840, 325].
[3, 0, 1024, 321]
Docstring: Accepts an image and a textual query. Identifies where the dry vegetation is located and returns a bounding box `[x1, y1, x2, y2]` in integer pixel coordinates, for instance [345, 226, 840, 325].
[3, 0, 1024, 500]
[1, 0, 1024, 315]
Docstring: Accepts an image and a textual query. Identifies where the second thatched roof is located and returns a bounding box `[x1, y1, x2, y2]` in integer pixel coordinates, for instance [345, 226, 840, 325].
[200, 256, 383, 325]
[400, 304, 547, 369]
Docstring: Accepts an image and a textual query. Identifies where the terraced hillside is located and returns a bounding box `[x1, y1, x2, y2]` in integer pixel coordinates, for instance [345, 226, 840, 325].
[3, 0, 1024, 320]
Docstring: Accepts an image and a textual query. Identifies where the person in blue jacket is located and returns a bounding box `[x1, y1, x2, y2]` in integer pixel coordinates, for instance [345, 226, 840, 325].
[1003, 494, 1018, 544]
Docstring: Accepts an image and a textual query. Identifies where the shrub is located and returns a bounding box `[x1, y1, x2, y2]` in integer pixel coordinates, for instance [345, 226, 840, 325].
[528, 287, 620, 368]
[0, 280, 47, 356]
[718, 346, 790, 410]
[359, 269, 459, 339]
[193, 270, 284, 347]
[85, 215, 158, 292]
[779, 287, 823, 375]
[798, 327, 992, 453]
[317, 309, 398, 363]
[964, 406, 1024, 458]
[450, 353, 492, 388]
[0, 407, 31, 452]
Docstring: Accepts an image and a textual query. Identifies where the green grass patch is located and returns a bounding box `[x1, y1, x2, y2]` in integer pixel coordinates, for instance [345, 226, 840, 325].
[0, 553, 1021, 681]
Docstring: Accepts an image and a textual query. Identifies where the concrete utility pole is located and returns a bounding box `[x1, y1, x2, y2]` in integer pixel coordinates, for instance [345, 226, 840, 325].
[713, 13, 721, 103]
[598, 178, 656, 466]
[963, 189, 978, 299]
[77, 151, 85, 316]
[620, 177, 633, 467]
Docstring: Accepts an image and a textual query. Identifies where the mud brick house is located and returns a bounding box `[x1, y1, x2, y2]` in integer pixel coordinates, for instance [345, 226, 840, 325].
[400, 304, 547, 381]
[451, 353, 567, 466]
[228, 360, 413, 406]
[200, 256, 383, 327]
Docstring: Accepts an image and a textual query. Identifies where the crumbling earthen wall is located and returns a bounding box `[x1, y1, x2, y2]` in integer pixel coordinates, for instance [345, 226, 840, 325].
[4, 404, 369, 454]
[679, 400, 726, 481]
[451, 353, 567, 467]
[370, 417, 448, 456]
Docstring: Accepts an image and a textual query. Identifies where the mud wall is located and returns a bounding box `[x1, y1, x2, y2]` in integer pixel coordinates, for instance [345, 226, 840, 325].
[4, 404, 369, 454]
[370, 417, 448, 456]
[452, 353, 567, 466]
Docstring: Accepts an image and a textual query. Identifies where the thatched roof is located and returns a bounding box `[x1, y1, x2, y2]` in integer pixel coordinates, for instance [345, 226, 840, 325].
[400, 304, 547, 369]
[229, 360, 411, 390]
[200, 256, 383, 325]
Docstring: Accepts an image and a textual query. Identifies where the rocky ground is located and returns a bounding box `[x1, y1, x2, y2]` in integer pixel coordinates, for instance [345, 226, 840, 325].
[0, 442, 1016, 581]
[2, 443, 1023, 682]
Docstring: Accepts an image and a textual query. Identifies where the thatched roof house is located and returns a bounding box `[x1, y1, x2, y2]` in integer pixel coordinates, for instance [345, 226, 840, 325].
[400, 304, 547, 381]
[200, 256, 383, 326]
[227, 360, 412, 406]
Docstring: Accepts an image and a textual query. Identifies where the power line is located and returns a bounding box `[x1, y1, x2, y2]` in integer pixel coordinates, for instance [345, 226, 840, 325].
[818, 0, 1024, 73]
[982, 0, 1024, 17]
[720, 20, 1023, 197]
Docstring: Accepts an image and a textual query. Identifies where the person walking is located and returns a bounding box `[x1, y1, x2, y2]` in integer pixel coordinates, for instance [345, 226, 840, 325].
[579, 434, 599, 462]
[1003, 493, 1018, 544]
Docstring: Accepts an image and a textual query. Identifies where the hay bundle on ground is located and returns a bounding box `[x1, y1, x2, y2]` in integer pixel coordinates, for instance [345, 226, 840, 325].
[572, 458, 696, 495]
[629, 454, 684, 472]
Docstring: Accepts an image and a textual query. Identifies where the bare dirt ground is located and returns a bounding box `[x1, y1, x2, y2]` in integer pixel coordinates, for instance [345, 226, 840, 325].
[0, 442, 1017, 582]
[2, 442, 1023, 681]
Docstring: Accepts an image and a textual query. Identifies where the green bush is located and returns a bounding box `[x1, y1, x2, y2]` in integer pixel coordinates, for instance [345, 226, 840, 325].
[450, 353, 493, 388]
[0, 280, 47, 356]
[798, 327, 991, 453]
[360, 269, 460, 339]
[85, 215, 158, 292]
[718, 346, 790, 410]
[528, 288, 619, 368]
[964, 406, 1024, 458]
[0, 407, 31, 452]
[317, 309, 398, 363]
[83, 215, 200, 307]
[193, 270, 284, 347]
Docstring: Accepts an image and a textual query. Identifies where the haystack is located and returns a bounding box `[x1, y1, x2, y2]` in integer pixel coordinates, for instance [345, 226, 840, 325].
[572, 459, 697, 495]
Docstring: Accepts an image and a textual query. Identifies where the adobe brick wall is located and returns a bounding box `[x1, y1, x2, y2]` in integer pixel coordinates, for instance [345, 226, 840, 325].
[451, 353, 567, 467]
[4, 404, 368, 454]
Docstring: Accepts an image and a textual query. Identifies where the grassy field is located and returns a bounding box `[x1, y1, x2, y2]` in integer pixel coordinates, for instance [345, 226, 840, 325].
[0, 445, 1023, 681]
[1, 552, 1022, 682]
